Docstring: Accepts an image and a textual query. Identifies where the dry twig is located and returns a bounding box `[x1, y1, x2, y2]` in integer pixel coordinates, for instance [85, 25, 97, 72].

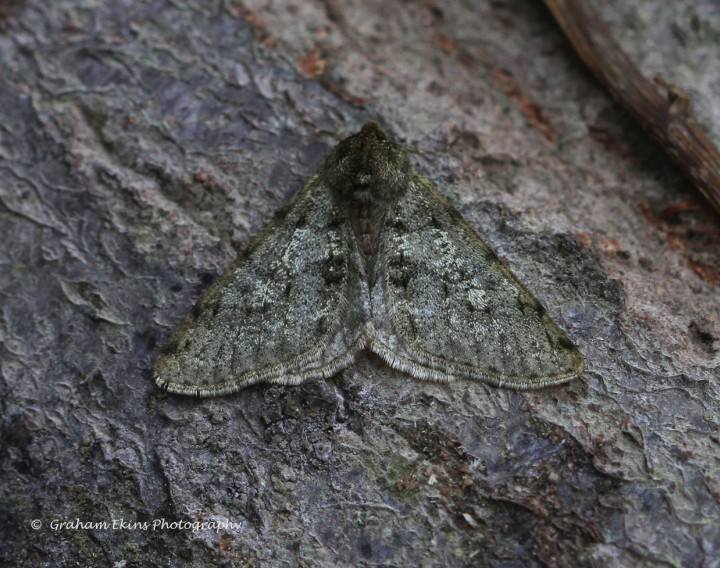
[544, 0, 720, 215]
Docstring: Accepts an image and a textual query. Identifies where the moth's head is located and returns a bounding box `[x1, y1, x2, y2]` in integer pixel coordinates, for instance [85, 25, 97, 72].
[323, 121, 411, 205]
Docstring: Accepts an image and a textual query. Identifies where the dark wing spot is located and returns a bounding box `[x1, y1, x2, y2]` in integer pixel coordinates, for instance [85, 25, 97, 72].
[391, 217, 407, 232]
[321, 254, 346, 284]
[315, 315, 329, 335]
[389, 269, 411, 290]
[327, 215, 348, 230]
[556, 335, 576, 351]
[273, 203, 291, 222]
[190, 302, 204, 320]
[458, 267, 470, 282]
[238, 247, 253, 261]
[388, 253, 412, 290]
[535, 302, 547, 318]
[519, 299, 545, 318]
[447, 206, 464, 223]
[484, 248, 498, 263]
[159, 337, 180, 356]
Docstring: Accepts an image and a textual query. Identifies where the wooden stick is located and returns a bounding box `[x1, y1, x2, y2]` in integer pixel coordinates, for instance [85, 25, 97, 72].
[544, 0, 720, 215]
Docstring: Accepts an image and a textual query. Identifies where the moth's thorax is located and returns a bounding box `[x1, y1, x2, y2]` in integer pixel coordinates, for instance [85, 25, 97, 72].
[323, 122, 410, 262]
[324, 121, 411, 206]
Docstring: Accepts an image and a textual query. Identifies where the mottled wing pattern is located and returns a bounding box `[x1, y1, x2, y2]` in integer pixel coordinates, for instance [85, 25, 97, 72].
[154, 175, 369, 396]
[370, 173, 584, 389]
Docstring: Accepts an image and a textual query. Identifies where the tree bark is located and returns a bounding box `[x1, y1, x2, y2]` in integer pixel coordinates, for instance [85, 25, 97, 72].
[1, 0, 718, 566]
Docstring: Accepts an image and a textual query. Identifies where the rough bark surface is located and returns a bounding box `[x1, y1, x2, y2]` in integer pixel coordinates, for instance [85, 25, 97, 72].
[1, 1, 718, 566]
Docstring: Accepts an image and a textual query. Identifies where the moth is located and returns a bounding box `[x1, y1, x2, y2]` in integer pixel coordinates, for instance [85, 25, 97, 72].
[154, 122, 584, 396]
